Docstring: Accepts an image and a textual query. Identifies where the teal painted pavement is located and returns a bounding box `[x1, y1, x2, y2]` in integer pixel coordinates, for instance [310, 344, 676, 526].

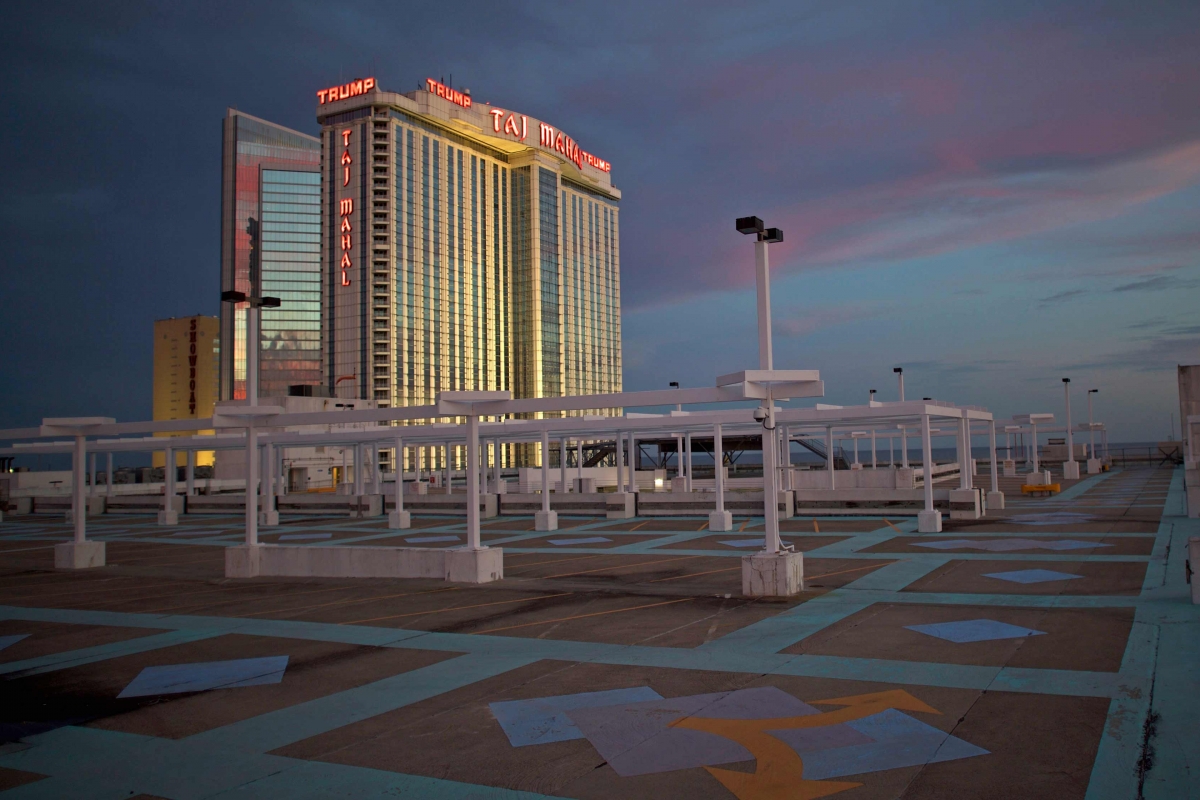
[0, 467, 1194, 797]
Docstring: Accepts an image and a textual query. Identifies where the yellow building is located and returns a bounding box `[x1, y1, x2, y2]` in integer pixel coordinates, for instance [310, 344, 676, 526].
[153, 315, 219, 467]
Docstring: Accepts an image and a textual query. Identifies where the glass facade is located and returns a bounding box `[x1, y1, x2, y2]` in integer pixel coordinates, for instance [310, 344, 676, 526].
[259, 170, 321, 393]
[219, 109, 321, 400]
[320, 93, 621, 466]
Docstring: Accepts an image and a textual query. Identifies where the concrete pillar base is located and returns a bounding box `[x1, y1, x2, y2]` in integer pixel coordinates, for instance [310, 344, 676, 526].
[917, 510, 943, 533]
[708, 510, 733, 531]
[489, 479, 508, 494]
[64, 496, 106, 522]
[986, 491, 1005, 510]
[410, 481, 429, 495]
[157, 510, 179, 526]
[258, 509, 279, 526]
[850, 463, 863, 471]
[445, 547, 503, 583]
[534, 510, 558, 531]
[670, 476, 687, 493]
[1003, 460, 1016, 478]
[388, 510, 411, 529]
[55, 541, 105, 569]
[1026, 470, 1052, 487]
[348, 494, 384, 518]
[1186, 476, 1200, 520]
[1063, 461, 1080, 480]
[1086, 459, 1102, 474]
[741, 551, 804, 597]
[606, 493, 636, 519]
[948, 489, 981, 520]
[225, 544, 261, 578]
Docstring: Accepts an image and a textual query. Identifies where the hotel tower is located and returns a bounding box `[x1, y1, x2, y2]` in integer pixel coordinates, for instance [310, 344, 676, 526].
[315, 77, 622, 432]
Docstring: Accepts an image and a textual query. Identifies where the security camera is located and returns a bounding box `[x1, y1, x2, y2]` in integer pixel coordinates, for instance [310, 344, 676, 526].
[753, 407, 768, 422]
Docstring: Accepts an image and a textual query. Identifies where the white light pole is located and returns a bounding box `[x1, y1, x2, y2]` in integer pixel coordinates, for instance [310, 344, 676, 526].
[1088, 389, 1098, 460]
[894, 368, 907, 469]
[1063, 378, 1079, 479]
[737, 216, 784, 553]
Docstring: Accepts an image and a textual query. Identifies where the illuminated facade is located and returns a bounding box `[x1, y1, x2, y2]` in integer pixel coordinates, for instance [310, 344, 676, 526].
[152, 316, 218, 467]
[317, 79, 622, 449]
[219, 109, 322, 400]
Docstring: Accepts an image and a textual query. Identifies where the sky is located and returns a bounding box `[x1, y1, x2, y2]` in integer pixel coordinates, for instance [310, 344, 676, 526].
[2, 0, 1199, 445]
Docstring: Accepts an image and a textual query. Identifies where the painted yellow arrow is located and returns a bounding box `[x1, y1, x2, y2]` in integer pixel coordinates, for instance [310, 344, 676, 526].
[669, 690, 941, 800]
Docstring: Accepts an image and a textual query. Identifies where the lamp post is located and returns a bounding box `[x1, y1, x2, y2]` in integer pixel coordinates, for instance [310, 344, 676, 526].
[1062, 378, 1079, 479]
[736, 216, 784, 553]
[1087, 389, 1098, 461]
[221, 288, 281, 545]
[894, 368, 908, 468]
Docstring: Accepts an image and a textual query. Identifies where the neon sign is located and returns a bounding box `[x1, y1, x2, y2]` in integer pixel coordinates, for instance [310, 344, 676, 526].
[188, 318, 199, 415]
[425, 78, 471, 109]
[538, 122, 611, 173]
[339, 129, 353, 288]
[487, 108, 610, 173]
[317, 77, 376, 104]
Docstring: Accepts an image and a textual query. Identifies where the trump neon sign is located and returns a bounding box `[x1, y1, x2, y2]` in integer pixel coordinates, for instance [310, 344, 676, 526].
[317, 77, 376, 104]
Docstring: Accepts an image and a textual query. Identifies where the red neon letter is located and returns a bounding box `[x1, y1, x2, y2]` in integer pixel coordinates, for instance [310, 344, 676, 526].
[490, 109, 504, 132]
[364, 77, 376, 91]
[341, 129, 352, 146]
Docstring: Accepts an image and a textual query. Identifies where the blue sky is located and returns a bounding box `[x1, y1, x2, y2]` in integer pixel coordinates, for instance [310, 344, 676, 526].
[1, 0, 1197, 442]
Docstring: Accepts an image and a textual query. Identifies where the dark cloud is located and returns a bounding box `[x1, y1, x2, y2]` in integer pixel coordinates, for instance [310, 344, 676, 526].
[3, 0, 1200, 428]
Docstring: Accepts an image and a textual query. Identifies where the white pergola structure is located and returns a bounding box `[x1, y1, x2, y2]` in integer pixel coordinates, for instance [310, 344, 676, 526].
[0, 371, 832, 594]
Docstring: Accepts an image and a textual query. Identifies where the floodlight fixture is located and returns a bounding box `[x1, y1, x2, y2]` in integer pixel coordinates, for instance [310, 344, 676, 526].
[221, 290, 247, 303]
[762, 228, 783, 243]
[1063, 377, 1071, 384]
[736, 216, 764, 235]
[259, 296, 281, 308]
[893, 367, 902, 374]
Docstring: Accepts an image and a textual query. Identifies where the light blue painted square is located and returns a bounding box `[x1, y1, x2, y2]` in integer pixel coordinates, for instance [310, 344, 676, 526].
[117, 655, 289, 698]
[489, 686, 662, 747]
[983, 569, 1083, 584]
[905, 619, 1047, 643]
[719, 538, 767, 548]
[547, 537, 611, 546]
[913, 539, 978, 550]
[404, 535, 460, 544]
[1039, 539, 1111, 551]
[278, 533, 333, 541]
[0, 634, 29, 652]
[777, 708, 989, 780]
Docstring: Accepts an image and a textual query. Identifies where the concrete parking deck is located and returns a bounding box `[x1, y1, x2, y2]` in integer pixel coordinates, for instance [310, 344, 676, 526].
[0, 466, 1195, 799]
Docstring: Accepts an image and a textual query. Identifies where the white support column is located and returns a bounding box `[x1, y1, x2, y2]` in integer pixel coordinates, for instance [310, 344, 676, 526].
[615, 431, 625, 493]
[536, 427, 557, 531]
[88, 453, 96, 496]
[245, 425, 258, 546]
[72, 435, 86, 542]
[389, 435, 409, 528]
[627, 434, 637, 492]
[781, 426, 792, 490]
[560, 438, 568, 493]
[54, 433, 105, 569]
[918, 413, 941, 532]
[889, 435, 894, 467]
[185, 450, 195, 497]
[373, 443, 382, 495]
[159, 446, 178, 525]
[353, 443, 363, 496]
[709, 422, 731, 531]
[871, 430, 877, 469]
[465, 415, 481, 549]
[901, 425, 909, 469]
[684, 431, 693, 492]
[277, 447, 287, 496]
[106, 452, 113, 497]
[259, 441, 277, 526]
[1031, 423, 1040, 476]
[959, 418, 970, 491]
[492, 438, 501, 491]
[445, 444, 452, 495]
[576, 439, 584, 490]
[761, 413, 781, 553]
[987, 421, 1004, 510]
[826, 426, 835, 490]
